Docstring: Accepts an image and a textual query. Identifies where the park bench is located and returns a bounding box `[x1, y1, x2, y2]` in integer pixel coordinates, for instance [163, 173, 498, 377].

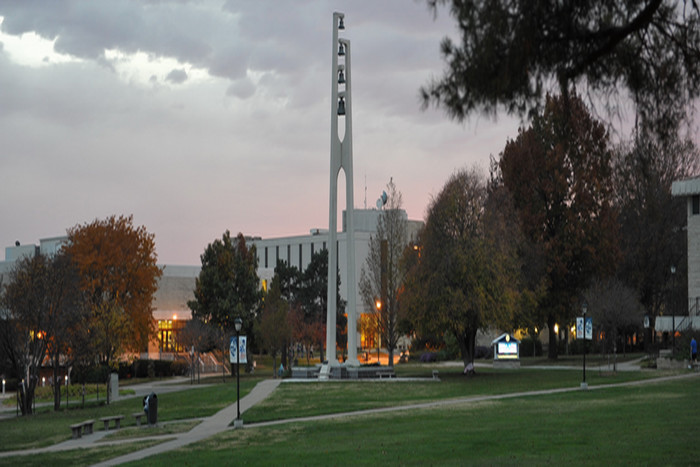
[100, 415, 125, 430]
[70, 419, 95, 439]
[377, 370, 395, 379]
[432, 370, 440, 380]
[132, 411, 145, 427]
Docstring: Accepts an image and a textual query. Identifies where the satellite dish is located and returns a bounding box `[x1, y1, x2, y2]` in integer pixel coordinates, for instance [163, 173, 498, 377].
[376, 190, 388, 210]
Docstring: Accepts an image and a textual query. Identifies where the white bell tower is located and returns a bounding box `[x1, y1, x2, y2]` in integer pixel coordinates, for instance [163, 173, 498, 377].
[323, 11, 359, 377]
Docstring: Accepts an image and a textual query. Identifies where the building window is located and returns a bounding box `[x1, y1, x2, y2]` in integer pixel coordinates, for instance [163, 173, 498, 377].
[693, 195, 700, 215]
[265, 247, 268, 268]
[299, 244, 303, 270]
[311, 243, 315, 256]
[276, 245, 279, 264]
[158, 319, 185, 352]
[287, 244, 291, 264]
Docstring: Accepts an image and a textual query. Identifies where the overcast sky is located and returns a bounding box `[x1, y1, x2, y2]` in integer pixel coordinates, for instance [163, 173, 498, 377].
[0, 0, 521, 265]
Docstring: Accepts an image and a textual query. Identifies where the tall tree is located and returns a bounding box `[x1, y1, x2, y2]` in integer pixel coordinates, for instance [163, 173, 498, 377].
[613, 126, 699, 345]
[421, 0, 700, 139]
[43, 251, 85, 411]
[258, 274, 291, 377]
[359, 178, 409, 367]
[404, 168, 515, 368]
[64, 214, 162, 365]
[297, 249, 346, 362]
[0, 252, 84, 414]
[499, 94, 619, 359]
[582, 279, 644, 369]
[188, 231, 262, 371]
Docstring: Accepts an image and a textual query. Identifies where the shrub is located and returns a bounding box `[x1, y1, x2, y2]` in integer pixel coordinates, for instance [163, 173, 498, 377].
[519, 338, 542, 357]
[420, 352, 438, 363]
[474, 346, 492, 359]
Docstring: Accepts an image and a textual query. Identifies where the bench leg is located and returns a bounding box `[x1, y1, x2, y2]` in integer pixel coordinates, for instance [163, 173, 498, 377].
[135, 417, 141, 427]
[71, 428, 82, 439]
[103, 421, 110, 431]
[84, 424, 93, 435]
[115, 419, 121, 429]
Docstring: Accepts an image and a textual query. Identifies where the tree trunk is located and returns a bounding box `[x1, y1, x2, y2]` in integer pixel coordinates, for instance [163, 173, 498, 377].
[52, 360, 61, 411]
[547, 314, 558, 359]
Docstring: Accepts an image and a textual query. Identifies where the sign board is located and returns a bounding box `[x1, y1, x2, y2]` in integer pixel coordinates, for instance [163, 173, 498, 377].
[585, 317, 593, 340]
[492, 333, 520, 361]
[229, 336, 247, 364]
[577, 317, 593, 340]
[576, 317, 584, 340]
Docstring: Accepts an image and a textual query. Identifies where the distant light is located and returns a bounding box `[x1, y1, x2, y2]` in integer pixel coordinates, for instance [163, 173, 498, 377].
[173, 314, 177, 320]
[554, 324, 559, 334]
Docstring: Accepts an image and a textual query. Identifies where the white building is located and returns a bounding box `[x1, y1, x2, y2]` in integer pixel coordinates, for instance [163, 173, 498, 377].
[666, 177, 700, 331]
[251, 209, 422, 351]
[0, 208, 422, 357]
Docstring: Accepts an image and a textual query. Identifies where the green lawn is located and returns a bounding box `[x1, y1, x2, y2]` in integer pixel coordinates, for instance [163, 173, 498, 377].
[0, 378, 260, 452]
[243, 364, 665, 423]
[0, 365, 697, 466]
[134, 376, 700, 466]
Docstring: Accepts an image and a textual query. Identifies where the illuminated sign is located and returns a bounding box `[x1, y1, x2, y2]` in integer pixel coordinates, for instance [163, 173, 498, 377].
[493, 333, 520, 361]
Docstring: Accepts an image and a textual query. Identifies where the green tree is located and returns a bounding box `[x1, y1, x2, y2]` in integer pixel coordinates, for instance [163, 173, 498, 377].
[359, 178, 409, 367]
[297, 249, 346, 362]
[258, 274, 291, 377]
[188, 231, 262, 371]
[613, 126, 698, 346]
[64, 214, 162, 364]
[421, 0, 700, 139]
[499, 94, 619, 359]
[404, 168, 514, 368]
[582, 278, 644, 369]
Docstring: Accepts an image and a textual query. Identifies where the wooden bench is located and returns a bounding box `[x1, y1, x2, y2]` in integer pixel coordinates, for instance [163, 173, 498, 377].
[100, 415, 125, 430]
[132, 411, 145, 427]
[70, 419, 95, 439]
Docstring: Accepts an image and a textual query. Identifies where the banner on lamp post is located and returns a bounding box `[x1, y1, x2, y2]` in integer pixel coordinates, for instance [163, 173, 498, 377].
[229, 336, 247, 364]
[577, 317, 593, 340]
[585, 317, 593, 340]
[576, 317, 584, 340]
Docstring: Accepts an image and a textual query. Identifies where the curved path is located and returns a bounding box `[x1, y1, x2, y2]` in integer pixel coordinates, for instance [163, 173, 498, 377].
[1, 367, 698, 465]
[0, 378, 281, 465]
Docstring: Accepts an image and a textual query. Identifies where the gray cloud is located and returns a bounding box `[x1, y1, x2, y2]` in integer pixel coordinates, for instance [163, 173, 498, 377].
[165, 68, 187, 84]
[0, 1, 520, 265]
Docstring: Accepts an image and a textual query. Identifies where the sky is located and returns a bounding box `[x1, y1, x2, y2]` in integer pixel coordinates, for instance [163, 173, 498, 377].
[0, 0, 522, 265]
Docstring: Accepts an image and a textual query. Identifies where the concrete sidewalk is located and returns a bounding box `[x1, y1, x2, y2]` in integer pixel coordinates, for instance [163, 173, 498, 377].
[93, 378, 281, 466]
[0, 378, 282, 465]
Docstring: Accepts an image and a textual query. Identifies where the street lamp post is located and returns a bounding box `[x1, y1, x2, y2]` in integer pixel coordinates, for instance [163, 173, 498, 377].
[671, 265, 676, 356]
[234, 317, 243, 428]
[581, 301, 588, 390]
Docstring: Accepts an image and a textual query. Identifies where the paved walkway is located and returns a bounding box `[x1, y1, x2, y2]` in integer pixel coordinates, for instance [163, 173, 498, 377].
[0, 378, 281, 465]
[1, 365, 697, 465]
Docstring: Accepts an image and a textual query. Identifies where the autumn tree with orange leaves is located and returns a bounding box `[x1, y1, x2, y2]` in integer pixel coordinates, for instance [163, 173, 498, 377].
[64, 215, 162, 366]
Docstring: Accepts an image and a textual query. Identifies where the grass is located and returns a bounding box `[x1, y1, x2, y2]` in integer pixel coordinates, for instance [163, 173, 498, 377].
[131, 376, 700, 466]
[0, 362, 696, 466]
[101, 421, 200, 441]
[243, 364, 665, 423]
[0, 440, 164, 467]
[0, 377, 260, 452]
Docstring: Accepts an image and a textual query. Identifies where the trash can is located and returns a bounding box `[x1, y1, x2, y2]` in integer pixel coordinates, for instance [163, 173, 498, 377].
[146, 392, 157, 426]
